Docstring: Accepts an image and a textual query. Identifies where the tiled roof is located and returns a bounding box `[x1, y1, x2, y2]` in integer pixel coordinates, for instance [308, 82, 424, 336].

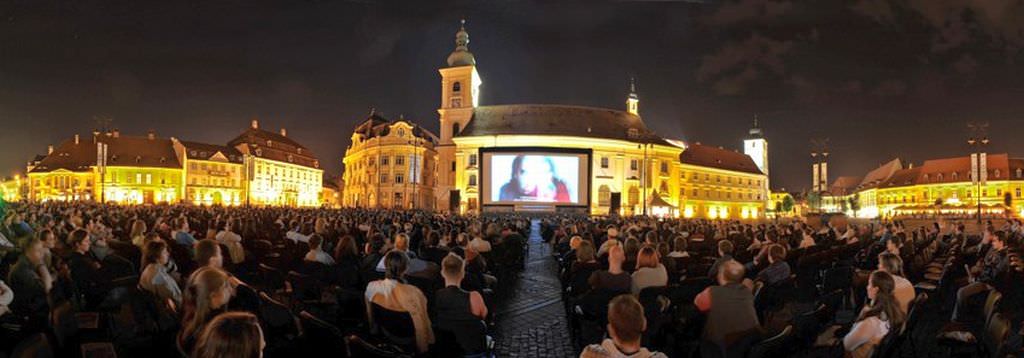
[31, 135, 182, 173]
[180, 141, 244, 164]
[916, 154, 1009, 184]
[228, 126, 321, 169]
[458, 104, 670, 146]
[880, 167, 923, 188]
[829, 176, 862, 196]
[857, 158, 903, 190]
[679, 143, 764, 175]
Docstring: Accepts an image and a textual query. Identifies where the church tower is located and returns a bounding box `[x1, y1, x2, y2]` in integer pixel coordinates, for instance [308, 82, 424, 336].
[626, 77, 639, 116]
[744, 115, 770, 210]
[437, 19, 482, 210]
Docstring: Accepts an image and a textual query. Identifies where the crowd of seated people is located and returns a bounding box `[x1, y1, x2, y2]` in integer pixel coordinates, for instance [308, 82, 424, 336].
[552, 215, 1024, 357]
[0, 202, 528, 358]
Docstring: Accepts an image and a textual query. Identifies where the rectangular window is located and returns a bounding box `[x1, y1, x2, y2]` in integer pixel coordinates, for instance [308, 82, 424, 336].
[381, 156, 389, 166]
[380, 174, 388, 183]
[692, 189, 698, 197]
[600, 157, 609, 169]
[136, 173, 142, 184]
[395, 174, 404, 184]
[660, 162, 668, 174]
[146, 174, 152, 184]
[396, 156, 404, 165]
[469, 174, 477, 186]
[451, 161, 456, 172]
[468, 154, 477, 166]
[630, 159, 638, 171]
[451, 97, 462, 108]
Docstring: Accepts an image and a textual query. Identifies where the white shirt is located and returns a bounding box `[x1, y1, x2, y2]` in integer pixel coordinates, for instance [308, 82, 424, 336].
[286, 230, 310, 243]
[843, 316, 890, 354]
[893, 275, 915, 314]
[468, 237, 491, 253]
[304, 248, 335, 266]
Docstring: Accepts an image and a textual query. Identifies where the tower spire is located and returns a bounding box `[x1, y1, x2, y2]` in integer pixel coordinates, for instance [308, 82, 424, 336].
[626, 76, 639, 115]
[748, 114, 763, 138]
[447, 19, 476, 67]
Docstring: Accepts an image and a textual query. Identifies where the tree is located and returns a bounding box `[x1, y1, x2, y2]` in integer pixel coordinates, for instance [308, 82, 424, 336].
[849, 193, 861, 218]
[807, 191, 821, 212]
[774, 201, 783, 214]
[781, 194, 795, 214]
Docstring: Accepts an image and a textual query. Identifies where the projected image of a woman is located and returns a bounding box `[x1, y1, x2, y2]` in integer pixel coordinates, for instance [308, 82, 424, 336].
[498, 155, 571, 202]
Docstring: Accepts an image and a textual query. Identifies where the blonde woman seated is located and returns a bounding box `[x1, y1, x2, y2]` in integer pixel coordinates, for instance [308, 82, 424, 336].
[631, 246, 667, 294]
[365, 251, 434, 353]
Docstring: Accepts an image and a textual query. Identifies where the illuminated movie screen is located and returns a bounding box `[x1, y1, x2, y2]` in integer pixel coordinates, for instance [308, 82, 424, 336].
[482, 151, 589, 206]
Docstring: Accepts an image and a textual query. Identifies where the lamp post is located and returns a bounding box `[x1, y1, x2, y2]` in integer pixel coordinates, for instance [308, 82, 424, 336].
[968, 123, 989, 224]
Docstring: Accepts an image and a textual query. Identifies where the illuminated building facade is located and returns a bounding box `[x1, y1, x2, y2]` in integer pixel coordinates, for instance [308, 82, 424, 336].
[230, 120, 323, 207]
[176, 140, 246, 206]
[341, 114, 438, 209]
[335, 20, 768, 218]
[822, 155, 1024, 218]
[0, 176, 25, 202]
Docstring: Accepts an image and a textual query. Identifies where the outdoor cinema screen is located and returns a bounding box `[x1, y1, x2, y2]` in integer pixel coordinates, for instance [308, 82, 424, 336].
[481, 150, 590, 206]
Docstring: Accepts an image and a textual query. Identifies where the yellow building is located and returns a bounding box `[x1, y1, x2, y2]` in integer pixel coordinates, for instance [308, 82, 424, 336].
[828, 155, 1024, 219]
[321, 176, 342, 208]
[0, 175, 25, 202]
[176, 140, 246, 206]
[230, 120, 323, 207]
[29, 132, 185, 204]
[341, 114, 438, 209]
[437, 22, 766, 217]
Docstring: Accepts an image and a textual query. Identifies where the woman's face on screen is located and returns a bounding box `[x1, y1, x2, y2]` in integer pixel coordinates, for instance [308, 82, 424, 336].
[521, 156, 553, 189]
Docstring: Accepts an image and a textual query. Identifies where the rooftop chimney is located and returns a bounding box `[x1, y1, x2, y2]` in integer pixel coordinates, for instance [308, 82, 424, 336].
[112, 129, 120, 138]
[251, 119, 259, 129]
[147, 130, 155, 140]
[48, 145, 54, 154]
[74, 134, 80, 144]
[280, 128, 287, 137]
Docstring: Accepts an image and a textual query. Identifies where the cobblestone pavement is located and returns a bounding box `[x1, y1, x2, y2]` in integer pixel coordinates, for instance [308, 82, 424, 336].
[491, 219, 575, 358]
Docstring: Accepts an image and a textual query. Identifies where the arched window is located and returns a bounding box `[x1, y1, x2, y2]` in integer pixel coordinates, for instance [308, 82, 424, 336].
[452, 81, 461, 92]
[598, 185, 611, 206]
[1017, 168, 1022, 178]
[994, 169, 1001, 178]
[452, 122, 461, 136]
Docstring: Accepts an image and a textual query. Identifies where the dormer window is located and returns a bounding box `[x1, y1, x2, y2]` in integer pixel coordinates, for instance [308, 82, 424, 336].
[994, 169, 1001, 178]
[453, 81, 461, 92]
[287, 154, 294, 163]
[297, 148, 302, 154]
[398, 128, 405, 137]
[190, 150, 197, 156]
[314, 160, 319, 168]
[952, 172, 958, 180]
[627, 128, 639, 139]
[266, 140, 273, 147]
[923, 174, 929, 182]
[937, 173, 943, 181]
[1017, 168, 1022, 178]
[160, 157, 166, 163]
[254, 148, 262, 157]
[135, 155, 142, 163]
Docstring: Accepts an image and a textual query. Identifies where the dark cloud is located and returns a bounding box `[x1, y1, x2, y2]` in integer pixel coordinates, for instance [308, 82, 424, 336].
[705, 0, 794, 26]
[697, 33, 793, 95]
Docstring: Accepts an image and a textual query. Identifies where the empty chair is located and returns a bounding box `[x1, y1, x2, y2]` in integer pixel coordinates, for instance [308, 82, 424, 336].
[297, 311, 347, 356]
[747, 325, 793, 358]
[369, 302, 417, 353]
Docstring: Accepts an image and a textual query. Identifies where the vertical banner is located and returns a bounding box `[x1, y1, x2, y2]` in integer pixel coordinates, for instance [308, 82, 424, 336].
[821, 162, 828, 192]
[980, 152, 987, 185]
[812, 163, 820, 192]
[971, 153, 978, 183]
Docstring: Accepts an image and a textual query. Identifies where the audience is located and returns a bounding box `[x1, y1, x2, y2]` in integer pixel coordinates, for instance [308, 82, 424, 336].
[952, 230, 1009, 322]
[365, 250, 434, 353]
[588, 245, 631, 293]
[695, 260, 761, 357]
[140, 240, 183, 307]
[843, 271, 905, 358]
[630, 245, 667, 294]
[580, 294, 667, 358]
[876, 252, 914, 314]
[192, 311, 265, 358]
[179, 267, 235, 354]
[303, 234, 335, 266]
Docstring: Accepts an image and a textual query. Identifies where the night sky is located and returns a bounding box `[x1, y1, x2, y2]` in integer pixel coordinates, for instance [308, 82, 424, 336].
[2, 1, 1024, 192]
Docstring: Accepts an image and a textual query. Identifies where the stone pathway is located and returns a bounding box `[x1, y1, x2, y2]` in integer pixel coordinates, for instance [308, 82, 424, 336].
[491, 219, 575, 357]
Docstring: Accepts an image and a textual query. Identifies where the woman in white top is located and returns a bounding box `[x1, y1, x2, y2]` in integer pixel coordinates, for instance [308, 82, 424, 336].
[843, 271, 905, 358]
[631, 246, 668, 294]
[140, 240, 183, 308]
[130, 219, 148, 248]
[303, 234, 335, 266]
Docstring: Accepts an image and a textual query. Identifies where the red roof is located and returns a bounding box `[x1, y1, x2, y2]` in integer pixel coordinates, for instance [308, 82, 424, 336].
[829, 176, 862, 195]
[228, 125, 321, 169]
[916, 154, 1008, 184]
[679, 143, 763, 175]
[31, 134, 181, 173]
[857, 158, 903, 190]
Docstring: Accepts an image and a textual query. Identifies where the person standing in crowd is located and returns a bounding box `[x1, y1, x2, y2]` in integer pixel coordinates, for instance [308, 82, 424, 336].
[843, 271, 905, 358]
[579, 294, 667, 358]
[191, 312, 265, 358]
[140, 240, 183, 307]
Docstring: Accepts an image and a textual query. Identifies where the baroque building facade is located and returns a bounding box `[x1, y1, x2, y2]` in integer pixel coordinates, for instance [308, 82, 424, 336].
[341, 115, 438, 210]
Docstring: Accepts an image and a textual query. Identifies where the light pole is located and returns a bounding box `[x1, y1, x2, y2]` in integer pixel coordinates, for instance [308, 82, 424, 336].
[968, 123, 989, 224]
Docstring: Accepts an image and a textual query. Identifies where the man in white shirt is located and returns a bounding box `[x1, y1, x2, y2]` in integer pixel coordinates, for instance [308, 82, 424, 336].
[286, 221, 310, 243]
[304, 234, 335, 266]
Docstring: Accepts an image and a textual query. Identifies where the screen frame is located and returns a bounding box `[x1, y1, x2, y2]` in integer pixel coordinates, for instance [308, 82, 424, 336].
[479, 146, 592, 209]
